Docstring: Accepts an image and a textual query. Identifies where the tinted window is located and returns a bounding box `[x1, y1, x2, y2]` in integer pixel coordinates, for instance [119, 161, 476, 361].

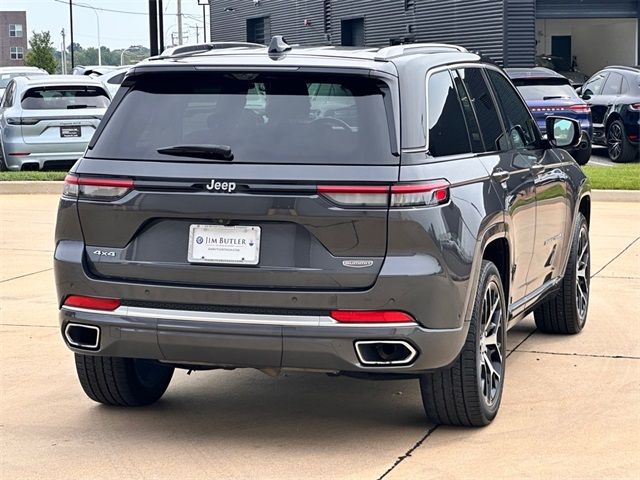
[512, 78, 578, 101]
[21, 86, 110, 110]
[427, 71, 471, 157]
[602, 72, 623, 95]
[451, 70, 484, 152]
[458, 68, 504, 152]
[583, 72, 607, 96]
[487, 70, 541, 149]
[107, 72, 126, 85]
[2, 81, 15, 107]
[89, 72, 396, 165]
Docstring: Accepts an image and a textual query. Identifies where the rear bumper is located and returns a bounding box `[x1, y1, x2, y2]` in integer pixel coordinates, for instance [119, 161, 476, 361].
[59, 305, 467, 373]
[1, 139, 85, 170]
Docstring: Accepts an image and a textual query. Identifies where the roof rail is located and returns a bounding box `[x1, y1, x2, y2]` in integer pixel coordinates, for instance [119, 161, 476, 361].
[151, 42, 264, 60]
[375, 43, 468, 61]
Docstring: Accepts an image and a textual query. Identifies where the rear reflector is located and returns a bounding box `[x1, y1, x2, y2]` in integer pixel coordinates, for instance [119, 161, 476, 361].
[330, 310, 415, 323]
[63, 175, 134, 200]
[318, 180, 449, 208]
[8, 152, 31, 156]
[64, 295, 121, 311]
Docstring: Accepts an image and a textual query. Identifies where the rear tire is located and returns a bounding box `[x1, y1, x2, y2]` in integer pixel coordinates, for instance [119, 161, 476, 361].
[0, 142, 8, 171]
[419, 260, 506, 427]
[607, 119, 638, 163]
[534, 213, 590, 334]
[75, 354, 174, 406]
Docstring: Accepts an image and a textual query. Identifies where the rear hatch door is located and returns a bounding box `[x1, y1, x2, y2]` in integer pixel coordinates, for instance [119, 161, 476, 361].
[76, 69, 398, 290]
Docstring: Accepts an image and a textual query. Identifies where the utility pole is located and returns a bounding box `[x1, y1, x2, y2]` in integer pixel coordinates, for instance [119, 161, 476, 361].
[177, 0, 183, 45]
[202, 4, 207, 43]
[61, 29, 67, 74]
[158, 0, 165, 52]
[148, 0, 159, 56]
[69, 0, 75, 68]
[194, 25, 200, 43]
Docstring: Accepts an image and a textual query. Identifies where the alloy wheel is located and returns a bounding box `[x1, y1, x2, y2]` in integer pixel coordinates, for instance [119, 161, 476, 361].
[478, 280, 504, 407]
[607, 123, 623, 161]
[575, 225, 590, 322]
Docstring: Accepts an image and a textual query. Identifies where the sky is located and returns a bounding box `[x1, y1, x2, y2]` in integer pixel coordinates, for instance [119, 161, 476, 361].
[3, 0, 209, 50]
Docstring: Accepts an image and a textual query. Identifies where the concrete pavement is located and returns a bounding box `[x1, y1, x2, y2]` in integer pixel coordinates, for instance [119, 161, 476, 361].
[1, 195, 638, 480]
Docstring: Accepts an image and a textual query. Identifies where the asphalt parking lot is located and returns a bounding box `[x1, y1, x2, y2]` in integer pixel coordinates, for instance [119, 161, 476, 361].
[589, 146, 619, 167]
[1, 194, 638, 480]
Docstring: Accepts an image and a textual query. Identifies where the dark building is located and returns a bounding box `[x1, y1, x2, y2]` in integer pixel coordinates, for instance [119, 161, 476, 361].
[210, 0, 639, 74]
[0, 11, 27, 67]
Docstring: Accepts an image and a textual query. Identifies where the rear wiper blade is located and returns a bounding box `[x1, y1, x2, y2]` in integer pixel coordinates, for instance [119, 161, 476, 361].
[156, 144, 234, 161]
[542, 96, 569, 100]
[67, 104, 89, 109]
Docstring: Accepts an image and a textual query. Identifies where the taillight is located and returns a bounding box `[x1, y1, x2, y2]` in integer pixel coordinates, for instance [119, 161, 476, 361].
[63, 174, 134, 200]
[5, 117, 39, 125]
[318, 180, 449, 208]
[569, 104, 591, 112]
[63, 295, 121, 311]
[630, 103, 640, 111]
[7, 152, 30, 156]
[330, 310, 415, 323]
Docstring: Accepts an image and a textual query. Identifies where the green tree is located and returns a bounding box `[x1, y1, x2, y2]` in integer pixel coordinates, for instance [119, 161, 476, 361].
[25, 31, 58, 73]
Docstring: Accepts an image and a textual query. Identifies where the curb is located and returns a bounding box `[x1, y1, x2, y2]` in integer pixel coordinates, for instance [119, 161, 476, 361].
[0, 182, 638, 202]
[0, 181, 64, 195]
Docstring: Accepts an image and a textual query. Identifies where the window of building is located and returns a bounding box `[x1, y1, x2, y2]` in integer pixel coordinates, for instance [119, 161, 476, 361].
[341, 18, 365, 46]
[10, 47, 24, 61]
[247, 17, 269, 44]
[427, 71, 471, 157]
[9, 24, 23, 37]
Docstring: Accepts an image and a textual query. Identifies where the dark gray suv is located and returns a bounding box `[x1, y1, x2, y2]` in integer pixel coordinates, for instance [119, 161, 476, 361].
[55, 38, 591, 427]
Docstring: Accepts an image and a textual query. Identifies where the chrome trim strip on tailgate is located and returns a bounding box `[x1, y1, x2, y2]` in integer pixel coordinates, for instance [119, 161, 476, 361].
[62, 305, 417, 328]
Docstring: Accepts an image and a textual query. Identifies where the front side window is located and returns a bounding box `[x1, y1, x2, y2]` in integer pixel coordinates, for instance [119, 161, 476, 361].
[601, 72, 623, 96]
[10, 47, 24, 60]
[88, 72, 396, 165]
[457, 68, 505, 152]
[427, 70, 471, 157]
[583, 72, 608, 97]
[9, 24, 23, 37]
[21, 86, 110, 110]
[486, 69, 541, 150]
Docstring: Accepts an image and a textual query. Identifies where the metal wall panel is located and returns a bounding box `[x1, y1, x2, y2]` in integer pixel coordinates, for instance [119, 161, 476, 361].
[537, 0, 639, 18]
[414, 0, 505, 64]
[504, 0, 536, 67]
[210, 0, 326, 44]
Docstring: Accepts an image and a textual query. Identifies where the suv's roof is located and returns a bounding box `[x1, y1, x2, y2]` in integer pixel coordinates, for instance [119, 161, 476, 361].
[603, 65, 640, 74]
[12, 75, 108, 89]
[0, 66, 48, 74]
[139, 41, 480, 77]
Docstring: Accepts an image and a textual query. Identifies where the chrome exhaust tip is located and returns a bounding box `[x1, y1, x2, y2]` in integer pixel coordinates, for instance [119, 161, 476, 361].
[64, 323, 100, 350]
[354, 340, 417, 366]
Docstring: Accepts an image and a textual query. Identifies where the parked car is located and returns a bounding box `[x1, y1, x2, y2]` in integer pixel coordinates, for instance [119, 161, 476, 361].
[580, 66, 640, 163]
[536, 55, 589, 89]
[55, 38, 591, 427]
[72, 65, 116, 76]
[0, 66, 48, 100]
[97, 66, 130, 97]
[506, 67, 592, 165]
[0, 75, 111, 171]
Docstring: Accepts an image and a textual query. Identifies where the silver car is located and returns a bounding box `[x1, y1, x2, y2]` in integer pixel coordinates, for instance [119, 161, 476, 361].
[0, 75, 110, 171]
[0, 66, 48, 99]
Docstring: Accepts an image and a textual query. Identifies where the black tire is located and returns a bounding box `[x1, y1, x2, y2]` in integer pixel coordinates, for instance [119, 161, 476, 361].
[534, 213, 590, 334]
[0, 142, 8, 172]
[607, 119, 638, 163]
[75, 354, 174, 406]
[571, 136, 591, 166]
[419, 260, 507, 427]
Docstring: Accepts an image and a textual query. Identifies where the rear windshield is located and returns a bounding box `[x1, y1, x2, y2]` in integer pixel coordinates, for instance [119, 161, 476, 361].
[21, 86, 110, 110]
[512, 78, 578, 101]
[87, 72, 396, 165]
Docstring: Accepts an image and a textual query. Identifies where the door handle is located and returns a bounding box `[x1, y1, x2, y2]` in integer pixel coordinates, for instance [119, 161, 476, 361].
[530, 164, 545, 175]
[491, 169, 510, 183]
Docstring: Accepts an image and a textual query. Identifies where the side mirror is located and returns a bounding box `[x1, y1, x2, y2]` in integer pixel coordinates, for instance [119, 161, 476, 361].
[581, 89, 593, 100]
[546, 116, 581, 149]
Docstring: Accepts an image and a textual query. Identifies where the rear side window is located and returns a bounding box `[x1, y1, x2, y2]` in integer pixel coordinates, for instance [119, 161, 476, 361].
[88, 72, 396, 165]
[451, 70, 484, 152]
[21, 86, 110, 110]
[601, 72, 623, 95]
[427, 71, 471, 157]
[487, 70, 541, 150]
[458, 68, 504, 152]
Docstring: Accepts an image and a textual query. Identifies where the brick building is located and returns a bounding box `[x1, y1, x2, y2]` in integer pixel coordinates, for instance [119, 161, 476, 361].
[0, 11, 27, 67]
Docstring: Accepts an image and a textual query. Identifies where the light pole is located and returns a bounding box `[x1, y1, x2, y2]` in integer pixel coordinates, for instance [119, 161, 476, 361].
[120, 45, 143, 66]
[198, 0, 210, 43]
[76, 2, 102, 65]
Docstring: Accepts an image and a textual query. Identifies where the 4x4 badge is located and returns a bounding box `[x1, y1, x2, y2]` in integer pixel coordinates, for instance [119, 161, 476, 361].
[342, 260, 374, 268]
